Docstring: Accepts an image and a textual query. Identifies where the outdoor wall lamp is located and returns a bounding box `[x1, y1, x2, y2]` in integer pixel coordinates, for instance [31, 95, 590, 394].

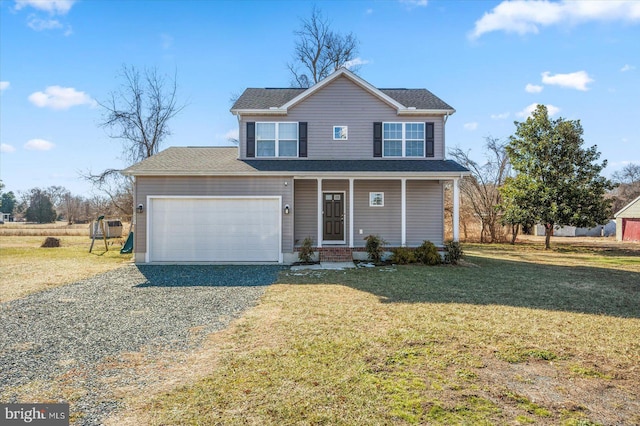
[284, 204, 290, 215]
[137, 204, 144, 214]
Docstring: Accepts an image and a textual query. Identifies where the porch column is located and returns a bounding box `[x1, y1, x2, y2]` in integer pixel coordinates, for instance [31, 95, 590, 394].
[401, 178, 406, 246]
[317, 178, 323, 248]
[453, 178, 460, 242]
[349, 178, 354, 248]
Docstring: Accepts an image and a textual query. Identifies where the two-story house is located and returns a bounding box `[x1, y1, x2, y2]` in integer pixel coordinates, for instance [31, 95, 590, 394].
[123, 68, 469, 263]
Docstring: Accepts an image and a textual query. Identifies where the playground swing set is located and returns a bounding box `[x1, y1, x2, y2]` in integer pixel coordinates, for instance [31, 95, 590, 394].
[89, 215, 134, 254]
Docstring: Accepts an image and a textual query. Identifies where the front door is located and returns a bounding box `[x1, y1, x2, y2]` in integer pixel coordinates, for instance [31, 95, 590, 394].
[323, 193, 344, 241]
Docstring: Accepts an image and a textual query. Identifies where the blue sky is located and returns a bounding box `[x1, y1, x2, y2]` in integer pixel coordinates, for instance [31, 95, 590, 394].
[1, 0, 639, 196]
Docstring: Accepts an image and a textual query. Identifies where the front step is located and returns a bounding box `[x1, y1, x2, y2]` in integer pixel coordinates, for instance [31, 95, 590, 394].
[318, 247, 353, 262]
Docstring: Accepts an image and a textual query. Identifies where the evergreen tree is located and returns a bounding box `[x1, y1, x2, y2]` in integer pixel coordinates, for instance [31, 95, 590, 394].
[501, 105, 613, 249]
[25, 188, 57, 223]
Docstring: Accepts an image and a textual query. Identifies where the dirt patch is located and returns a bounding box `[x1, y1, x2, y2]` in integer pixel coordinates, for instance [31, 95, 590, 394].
[479, 357, 640, 425]
[41, 237, 61, 247]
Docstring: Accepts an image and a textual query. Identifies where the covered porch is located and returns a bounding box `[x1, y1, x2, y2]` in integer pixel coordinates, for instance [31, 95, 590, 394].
[292, 176, 462, 251]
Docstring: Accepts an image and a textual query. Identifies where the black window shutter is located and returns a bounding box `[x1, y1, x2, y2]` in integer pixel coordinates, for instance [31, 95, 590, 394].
[373, 122, 382, 157]
[246, 122, 255, 158]
[425, 122, 434, 157]
[299, 122, 307, 157]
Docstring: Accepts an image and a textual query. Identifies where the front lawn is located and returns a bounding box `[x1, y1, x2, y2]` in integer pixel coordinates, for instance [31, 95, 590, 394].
[130, 242, 639, 426]
[0, 236, 131, 302]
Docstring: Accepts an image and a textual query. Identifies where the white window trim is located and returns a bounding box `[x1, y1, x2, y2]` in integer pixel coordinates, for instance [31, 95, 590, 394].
[256, 122, 299, 158]
[369, 192, 384, 207]
[382, 122, 425, 158]
[333, 125, 348, 140]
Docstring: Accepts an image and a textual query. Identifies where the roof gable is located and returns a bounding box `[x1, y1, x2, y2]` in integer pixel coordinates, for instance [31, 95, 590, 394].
[614, 194, 640, 218]
[230, 68, 455, 116]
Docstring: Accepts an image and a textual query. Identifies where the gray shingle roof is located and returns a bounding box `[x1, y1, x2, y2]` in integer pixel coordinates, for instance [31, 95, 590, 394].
[123, 147, 469, 176]
[379, 89, 454, 111]
[231, 87, 453, 111]
[232, 88, 305, 110]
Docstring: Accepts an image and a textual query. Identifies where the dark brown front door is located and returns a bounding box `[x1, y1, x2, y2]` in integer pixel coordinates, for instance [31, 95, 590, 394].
[323, 193, 344, 241]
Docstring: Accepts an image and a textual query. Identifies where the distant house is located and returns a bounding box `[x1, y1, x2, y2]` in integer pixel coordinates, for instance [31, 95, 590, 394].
[1, 212, 13, 223]
[615, 195, 640, 241]
[123, 68, 470, 264]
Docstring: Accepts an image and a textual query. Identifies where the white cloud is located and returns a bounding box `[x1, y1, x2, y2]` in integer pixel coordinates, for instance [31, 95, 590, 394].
[28, 86, 97, 110]
[470, 0, 640, 39]
[516, 103, 560, 118]
[343, 57, 370, 69]
[1, 143, 16, 153]
[464, 122, 478, 131]
[27, 17, 63, 31]
[491, 112, 510, 120]
[15, 0, 76, 15]
[24, 138, 55, 151]
[541, 71, 593, 91]
[525, 83, 543, 93]
[621, 64, 636, 72]
[0, 81, 9, 92]
[400, 0, 428, 7]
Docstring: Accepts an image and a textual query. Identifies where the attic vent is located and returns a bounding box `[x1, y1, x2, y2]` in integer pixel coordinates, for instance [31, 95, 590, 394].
[269, 107, 279, 110]
[407, 107, 416, 110]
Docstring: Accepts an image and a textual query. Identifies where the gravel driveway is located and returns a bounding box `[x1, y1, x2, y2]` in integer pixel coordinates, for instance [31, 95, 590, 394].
[0, 264, 284, 425]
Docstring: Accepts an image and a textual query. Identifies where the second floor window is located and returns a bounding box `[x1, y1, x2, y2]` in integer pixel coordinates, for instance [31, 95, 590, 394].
[383, 122, 425, 157]
[256, 122, 298, 157]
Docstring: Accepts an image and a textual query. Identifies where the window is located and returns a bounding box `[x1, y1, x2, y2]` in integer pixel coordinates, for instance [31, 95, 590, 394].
[256, 122, 298, 157]
[383, 122, 425, 157]
[333, 126, 348, 140]
[369, 192, 384, 207]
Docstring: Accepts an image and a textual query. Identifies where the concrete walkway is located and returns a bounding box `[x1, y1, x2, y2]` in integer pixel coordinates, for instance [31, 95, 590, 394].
[290, 262, 356, 271]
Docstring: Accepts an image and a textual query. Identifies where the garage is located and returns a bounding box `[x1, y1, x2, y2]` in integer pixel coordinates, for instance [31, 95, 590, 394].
[147, 197, 281, 262]
[622, 218, 640, 242]
[615, 195, 640, 242]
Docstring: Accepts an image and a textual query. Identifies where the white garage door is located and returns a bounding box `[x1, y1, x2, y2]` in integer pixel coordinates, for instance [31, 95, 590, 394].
[148, 197, 281, 262]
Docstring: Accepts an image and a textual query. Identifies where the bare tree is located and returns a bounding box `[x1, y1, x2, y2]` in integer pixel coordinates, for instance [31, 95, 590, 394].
[610, 163, 640, 213]
[100, 65, 184, 163]
[449, 137, 511, 243]
[288, 6, 360, 87]
[612, 163, 640, 184]
[85, 65, 184, 217]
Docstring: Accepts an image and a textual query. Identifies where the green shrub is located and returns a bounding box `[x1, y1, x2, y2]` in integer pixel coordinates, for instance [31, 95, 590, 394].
[444, 241, 463, 265]
[364, 234, 386, 263]
[391, 247, 416, 264]
[297, 236, 315, 263]
[415, 240, 441, 265]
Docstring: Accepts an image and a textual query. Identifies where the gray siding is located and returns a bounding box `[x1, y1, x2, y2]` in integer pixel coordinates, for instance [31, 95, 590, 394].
[406, 180, 444, 246]
[239, 75, 446, 161]
[353, 180, 402, 247]
[294, 179, 317, 245]
[134, 176, 294, 257]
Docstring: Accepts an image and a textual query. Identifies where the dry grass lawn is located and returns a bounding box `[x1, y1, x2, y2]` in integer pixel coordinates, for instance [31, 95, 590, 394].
[0, 235, 132, 302]
[1, 231, 637, 425]
[105, 238, 639, 426]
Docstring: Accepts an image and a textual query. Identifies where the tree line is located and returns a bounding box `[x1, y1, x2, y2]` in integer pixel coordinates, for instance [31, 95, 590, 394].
[0, 181, 131, 224]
